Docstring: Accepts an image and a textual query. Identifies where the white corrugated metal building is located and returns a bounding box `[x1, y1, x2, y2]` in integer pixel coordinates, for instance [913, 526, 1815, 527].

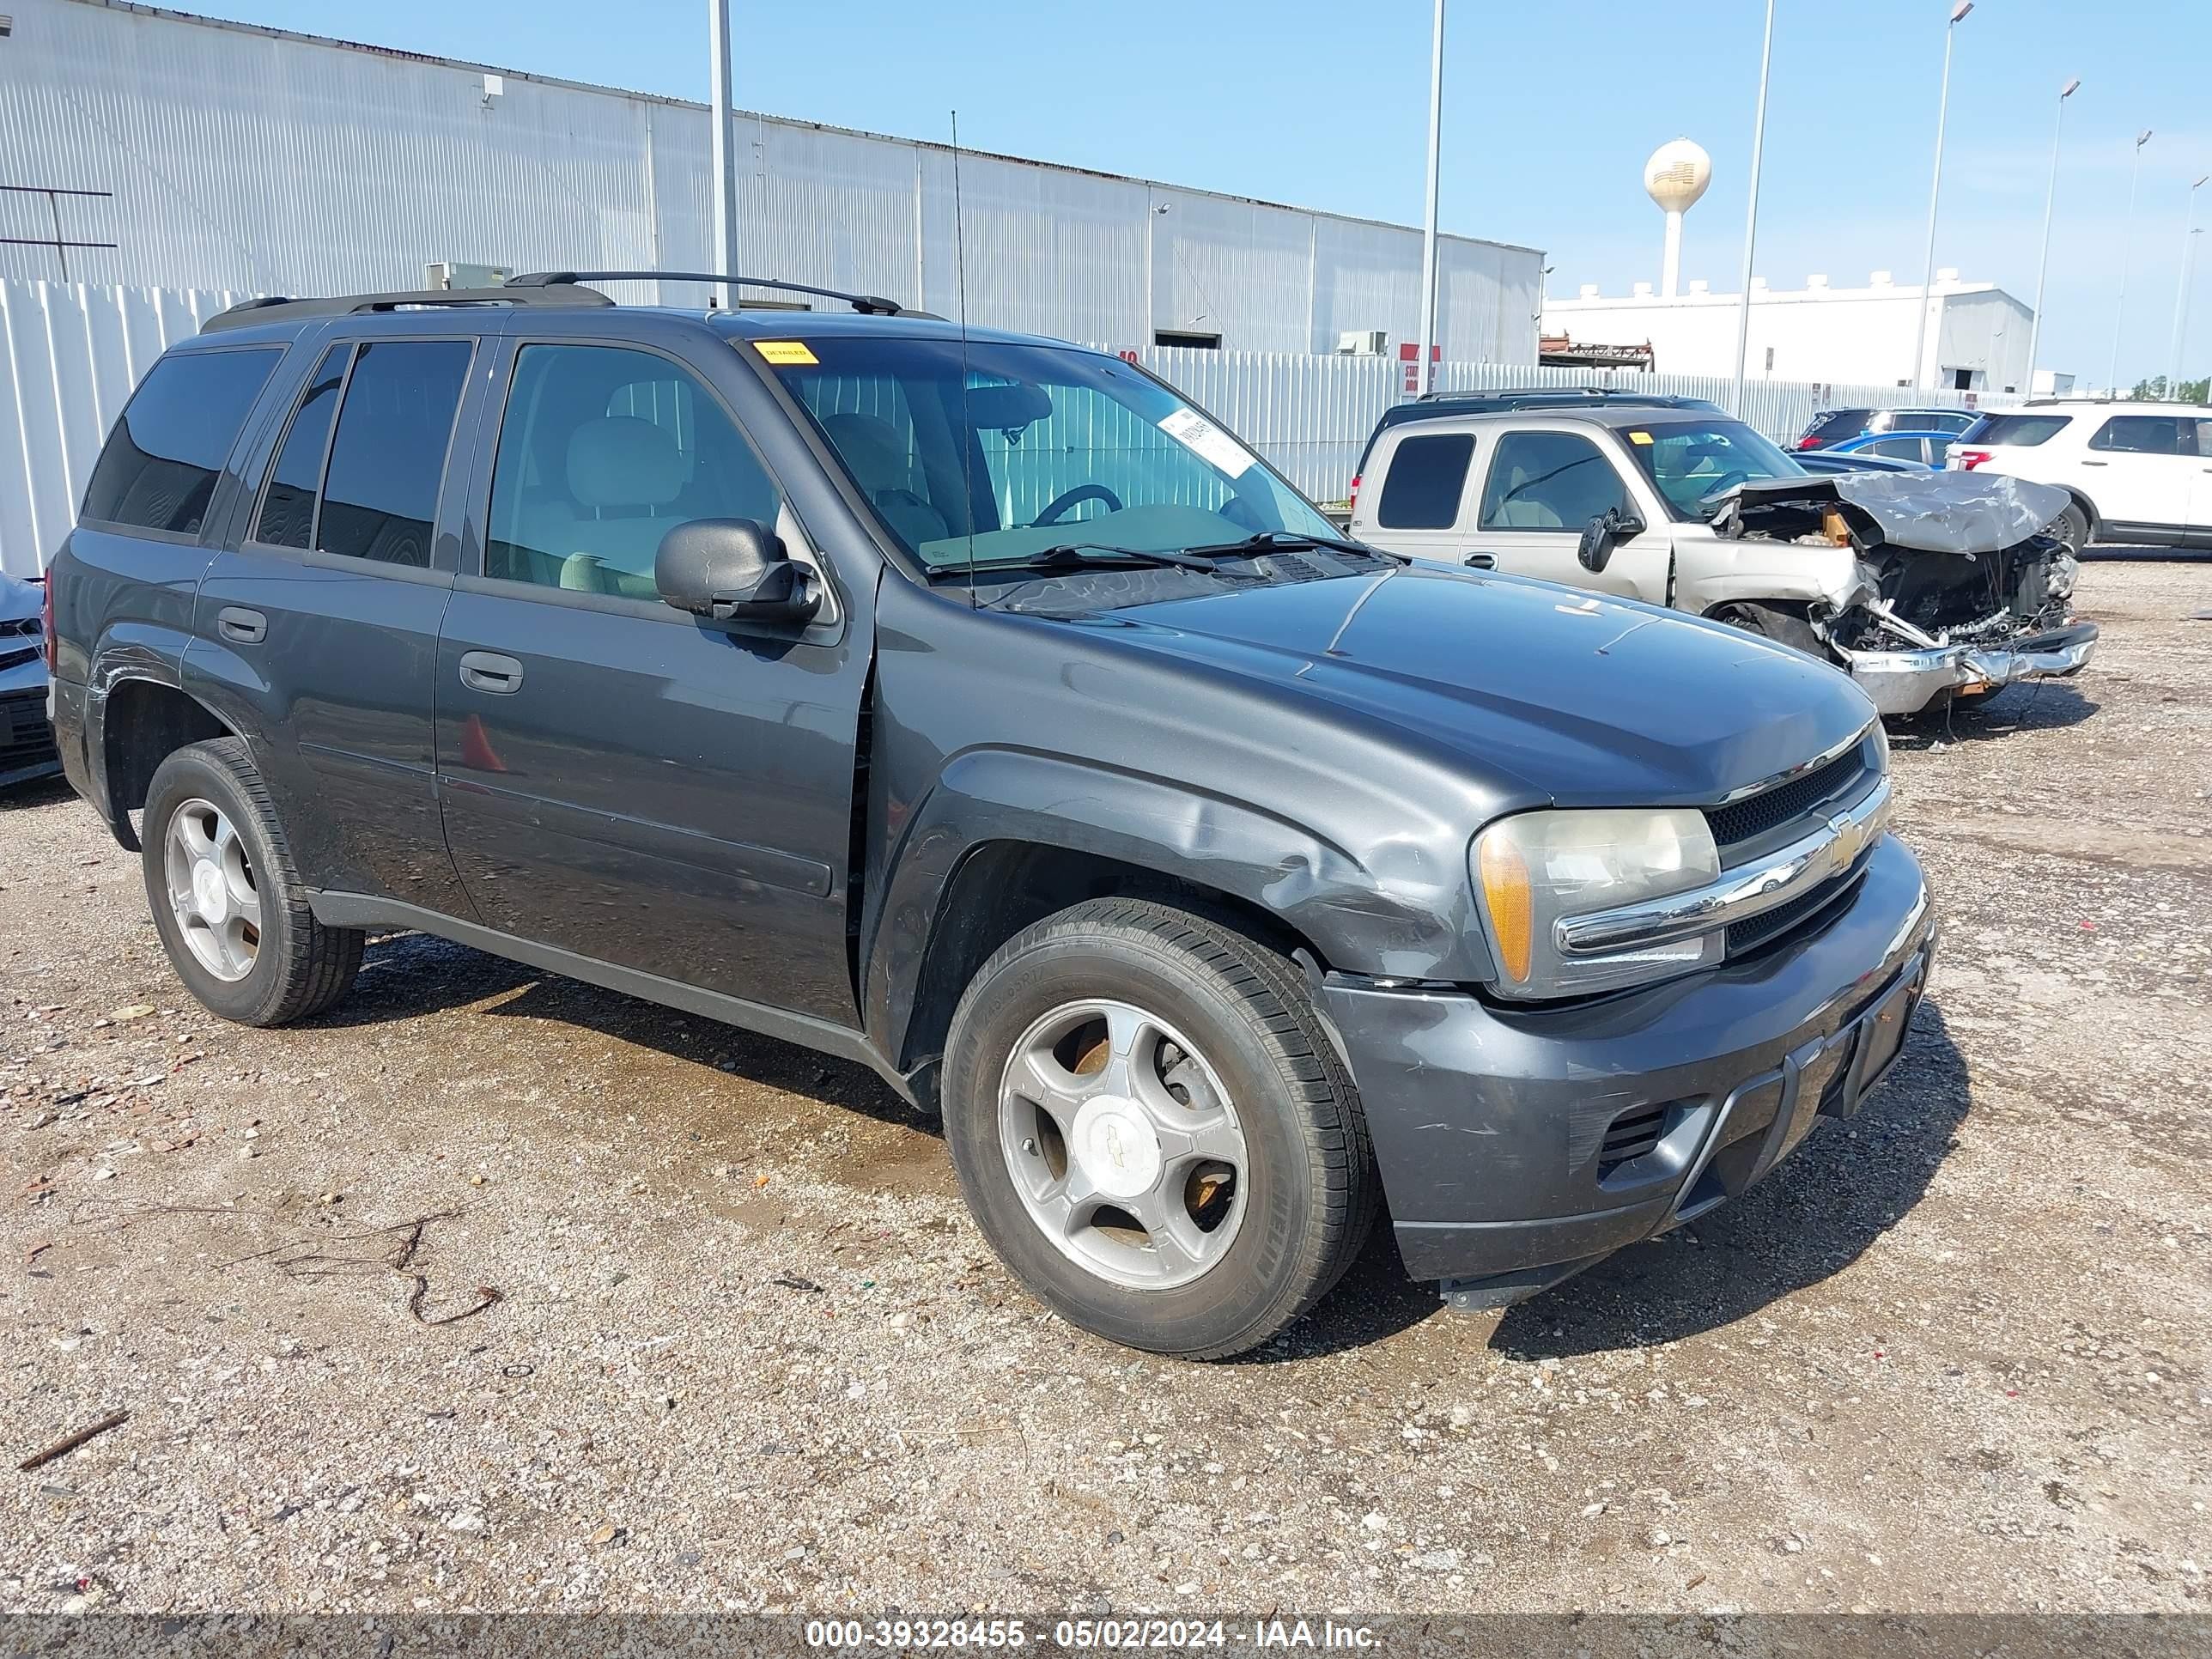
[0, 0, 1543, 360]
[1543, 270, 2034, 394]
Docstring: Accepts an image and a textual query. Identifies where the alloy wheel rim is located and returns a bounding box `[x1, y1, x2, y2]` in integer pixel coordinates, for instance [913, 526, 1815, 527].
[163, 797, 261, 982]
[997, 997, 1249, 1291]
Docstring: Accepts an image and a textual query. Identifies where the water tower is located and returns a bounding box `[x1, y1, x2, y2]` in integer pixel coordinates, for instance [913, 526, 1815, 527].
[1644, 138, 1712, 299]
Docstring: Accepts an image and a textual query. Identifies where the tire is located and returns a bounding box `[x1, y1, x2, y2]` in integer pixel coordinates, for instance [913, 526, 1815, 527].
[1715, 600, 1825, 659]
[2050, 502, 2091, 556]
[942, 897, 1377, 1360]
[140, 738, 364, 1026]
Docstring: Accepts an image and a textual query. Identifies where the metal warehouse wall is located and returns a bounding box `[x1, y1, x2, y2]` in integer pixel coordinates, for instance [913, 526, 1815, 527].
[0, 281, 2017, 577]
[0, 0, 1541, 361]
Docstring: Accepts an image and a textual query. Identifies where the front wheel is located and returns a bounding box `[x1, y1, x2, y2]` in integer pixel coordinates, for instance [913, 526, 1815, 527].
[1713, 600, 1825, 659]
[141, 738, 364, 1026]
[942, 898, 1377, 1359]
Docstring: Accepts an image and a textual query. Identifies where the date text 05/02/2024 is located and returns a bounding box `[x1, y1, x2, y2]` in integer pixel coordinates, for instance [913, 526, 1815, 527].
[803, 1618, 1382, 1650]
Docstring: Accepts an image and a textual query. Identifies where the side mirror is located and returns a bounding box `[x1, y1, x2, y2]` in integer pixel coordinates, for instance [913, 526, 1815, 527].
[654, 518, 820, 624]
[1577, 507, 1646, 573]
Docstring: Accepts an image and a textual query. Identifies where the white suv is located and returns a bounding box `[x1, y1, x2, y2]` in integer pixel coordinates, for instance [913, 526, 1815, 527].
[1949, 400, 2212, 552]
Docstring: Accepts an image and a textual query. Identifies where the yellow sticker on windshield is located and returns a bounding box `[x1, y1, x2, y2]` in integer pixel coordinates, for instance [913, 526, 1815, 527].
[753, 340, 818, 366]
[1628, 430, 1654, 445]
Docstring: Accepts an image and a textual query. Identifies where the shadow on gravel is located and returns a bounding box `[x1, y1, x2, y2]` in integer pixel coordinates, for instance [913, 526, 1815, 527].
[316, 928, 928, 1135]
[1887, 682, 2099, 746]
[1490, 999, 1972, 1362]
[0, 775, 75, 811]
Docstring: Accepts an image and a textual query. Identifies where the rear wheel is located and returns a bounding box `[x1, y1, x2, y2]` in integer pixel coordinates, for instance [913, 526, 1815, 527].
[141, 738, 363, 1026]
[942, 898, 1376, 1359]
[2049, 502, 2091, 556]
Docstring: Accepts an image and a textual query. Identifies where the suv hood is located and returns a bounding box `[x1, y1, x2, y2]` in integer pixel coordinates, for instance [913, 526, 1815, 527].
[1097, 565, 1875, 808]
[1713, 469, 2069, 554]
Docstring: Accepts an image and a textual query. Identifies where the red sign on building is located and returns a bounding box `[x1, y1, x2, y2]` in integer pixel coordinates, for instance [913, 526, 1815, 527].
[1398, 342, 1440, 396]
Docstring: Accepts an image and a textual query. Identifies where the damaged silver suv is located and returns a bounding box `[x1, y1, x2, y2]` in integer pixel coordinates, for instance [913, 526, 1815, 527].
[1350, 398, 2096, 714]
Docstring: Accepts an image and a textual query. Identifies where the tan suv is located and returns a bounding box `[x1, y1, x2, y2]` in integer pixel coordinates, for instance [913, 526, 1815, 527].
[1350, 398, 2096, 716]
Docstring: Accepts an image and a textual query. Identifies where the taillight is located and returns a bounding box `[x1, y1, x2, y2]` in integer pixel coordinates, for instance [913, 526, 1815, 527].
[1795, 435, 1822, 450]
[40, 575, 55, 674]
[1346, 473, 1361, 514]
[1955, 449, 1992, 471]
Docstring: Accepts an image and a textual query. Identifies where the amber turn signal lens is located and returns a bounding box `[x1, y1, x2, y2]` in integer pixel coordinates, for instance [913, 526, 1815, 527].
[1476, 831, 1534, 984]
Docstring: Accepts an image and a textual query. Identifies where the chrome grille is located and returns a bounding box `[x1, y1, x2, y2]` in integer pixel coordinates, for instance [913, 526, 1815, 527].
[1705, 736, 1876, 859]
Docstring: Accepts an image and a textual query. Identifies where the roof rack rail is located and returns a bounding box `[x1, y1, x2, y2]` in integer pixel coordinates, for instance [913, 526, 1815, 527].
[200, 285, 612, 334]
[507, 270, 909, 316]
[1417, 385, 1641, 403]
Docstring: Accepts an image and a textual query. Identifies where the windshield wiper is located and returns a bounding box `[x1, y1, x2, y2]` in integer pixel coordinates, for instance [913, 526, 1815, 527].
[1181, 529, 1393, 561]
[931, 542, 1231, 581]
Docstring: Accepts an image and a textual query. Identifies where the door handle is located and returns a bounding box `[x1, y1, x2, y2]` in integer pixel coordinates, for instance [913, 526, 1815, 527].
[1463, 552, 1496, 569]
[458, 651, 525, 695]
[216, 606, 266, 645]
[2081, 460, 2109, 467]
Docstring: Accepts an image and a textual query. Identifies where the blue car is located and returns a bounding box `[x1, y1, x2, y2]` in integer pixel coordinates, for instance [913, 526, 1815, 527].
[1819, 430, 1954, 469]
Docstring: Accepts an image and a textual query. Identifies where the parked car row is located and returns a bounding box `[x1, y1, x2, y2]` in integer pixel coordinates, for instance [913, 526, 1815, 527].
[46, 275, 1937, 1358]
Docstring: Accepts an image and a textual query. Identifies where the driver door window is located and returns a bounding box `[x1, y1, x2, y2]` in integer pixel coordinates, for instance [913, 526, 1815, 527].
[1467, 429, 1644, 599]
[485, 343, 784, 602]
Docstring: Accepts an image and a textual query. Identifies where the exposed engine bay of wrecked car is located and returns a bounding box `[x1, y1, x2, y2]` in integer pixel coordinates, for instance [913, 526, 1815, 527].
[1709, 471, 2096, 714]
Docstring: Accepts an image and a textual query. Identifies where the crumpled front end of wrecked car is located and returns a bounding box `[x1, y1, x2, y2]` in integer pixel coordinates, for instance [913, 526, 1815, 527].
[1711, 471, 2097, 715]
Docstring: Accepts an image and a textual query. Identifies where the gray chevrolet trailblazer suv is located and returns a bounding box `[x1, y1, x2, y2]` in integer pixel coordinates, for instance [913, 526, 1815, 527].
[45, 270, 1935, 1358]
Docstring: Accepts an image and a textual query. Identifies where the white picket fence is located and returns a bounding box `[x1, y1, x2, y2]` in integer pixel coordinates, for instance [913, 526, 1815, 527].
[0, 280, 2016, 576]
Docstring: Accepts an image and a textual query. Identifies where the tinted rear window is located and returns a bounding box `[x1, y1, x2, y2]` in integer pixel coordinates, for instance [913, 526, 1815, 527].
[316, 340, 472, 566]
[2087, 416, 2201, 457]
[81, 348, 283, 534]
[1377, 433, 1474, 528]
[1971, 413, 2069, 447]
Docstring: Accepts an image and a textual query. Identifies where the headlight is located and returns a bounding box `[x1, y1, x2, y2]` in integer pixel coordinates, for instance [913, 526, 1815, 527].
[1472, 808, 1723, 1000]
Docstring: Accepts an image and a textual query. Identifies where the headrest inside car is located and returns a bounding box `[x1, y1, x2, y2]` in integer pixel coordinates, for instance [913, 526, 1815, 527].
[567, 416, 684, 507]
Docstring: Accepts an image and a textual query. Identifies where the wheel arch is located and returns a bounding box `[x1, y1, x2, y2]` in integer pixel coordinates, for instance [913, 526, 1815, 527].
[890, 838, 1325, 1097]
[94, 675, 239, 851]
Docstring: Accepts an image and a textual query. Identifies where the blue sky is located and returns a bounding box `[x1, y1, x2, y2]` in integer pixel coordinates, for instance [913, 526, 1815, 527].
[197, 0, 2209, 386]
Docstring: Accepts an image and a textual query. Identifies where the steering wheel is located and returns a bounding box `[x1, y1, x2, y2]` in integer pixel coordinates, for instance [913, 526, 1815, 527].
[1031, 484, 1123, 526]
[1705, 469, 1752, 496]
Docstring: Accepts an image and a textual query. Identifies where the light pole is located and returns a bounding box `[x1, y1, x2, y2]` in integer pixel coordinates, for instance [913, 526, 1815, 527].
[708, 0, 740, 307]
[2023, 76, 2080, 397]
[1415, 0, 1445, 397]
[1911, 0, 1973, 393]
[2110, 128, 2153, 394]
[2167, 174, 2208, 397]
[1729, 0, 1777, 417]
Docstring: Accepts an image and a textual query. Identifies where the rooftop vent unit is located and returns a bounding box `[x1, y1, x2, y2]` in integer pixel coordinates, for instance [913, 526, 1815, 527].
[424, 260, 514, 291]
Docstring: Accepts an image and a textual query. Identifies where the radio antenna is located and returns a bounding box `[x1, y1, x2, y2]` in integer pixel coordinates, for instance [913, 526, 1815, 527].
[950, 109, 978, 601]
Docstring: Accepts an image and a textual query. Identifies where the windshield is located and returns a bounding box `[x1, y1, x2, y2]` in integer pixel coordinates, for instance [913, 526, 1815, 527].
[757, 334, 1340, 570]
[1626, 418, 1808, 519]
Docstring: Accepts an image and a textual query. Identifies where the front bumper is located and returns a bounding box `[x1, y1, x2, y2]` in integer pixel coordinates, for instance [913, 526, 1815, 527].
[1321, 833, 1934, 1305]
[1840, 619, 2097, 716]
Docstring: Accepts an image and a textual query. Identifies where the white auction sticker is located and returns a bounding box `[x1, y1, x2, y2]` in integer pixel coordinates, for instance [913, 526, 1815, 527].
[1157, 407, 1257, 477]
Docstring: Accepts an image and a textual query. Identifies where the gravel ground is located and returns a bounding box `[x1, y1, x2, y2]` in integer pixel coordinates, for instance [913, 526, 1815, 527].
[3, 558, 2208, 1618]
